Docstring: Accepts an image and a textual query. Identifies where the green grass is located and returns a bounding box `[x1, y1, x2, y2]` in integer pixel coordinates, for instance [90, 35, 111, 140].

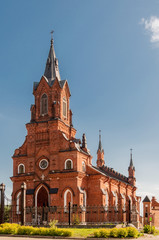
[69, 228, 95, 238]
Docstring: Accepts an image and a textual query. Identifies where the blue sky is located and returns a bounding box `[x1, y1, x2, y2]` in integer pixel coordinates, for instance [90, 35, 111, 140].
[1, 0, 159, 204]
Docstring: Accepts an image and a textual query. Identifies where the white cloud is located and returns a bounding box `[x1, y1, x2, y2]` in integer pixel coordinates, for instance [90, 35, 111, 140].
[141, 16, 159, 43]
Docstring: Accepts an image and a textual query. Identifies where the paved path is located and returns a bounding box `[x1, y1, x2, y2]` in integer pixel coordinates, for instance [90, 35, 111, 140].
[0, 235, 159, 240]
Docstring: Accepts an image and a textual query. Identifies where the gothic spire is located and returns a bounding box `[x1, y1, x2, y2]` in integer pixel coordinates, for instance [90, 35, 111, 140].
[129, 149, 135, 170]
[97, 130, 103, 152]
[44, 32, 61, 82]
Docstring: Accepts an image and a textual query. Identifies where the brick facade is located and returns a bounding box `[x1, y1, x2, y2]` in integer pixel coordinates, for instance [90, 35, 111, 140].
[11, 38, 141, 226]
[143, 196, 159, 227]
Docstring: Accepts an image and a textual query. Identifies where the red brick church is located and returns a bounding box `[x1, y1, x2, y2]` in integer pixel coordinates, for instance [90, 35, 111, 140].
[11, 36, 141, 226]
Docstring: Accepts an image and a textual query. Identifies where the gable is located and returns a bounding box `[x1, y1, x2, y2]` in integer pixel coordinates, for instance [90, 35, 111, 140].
[33, 76, 51, 96]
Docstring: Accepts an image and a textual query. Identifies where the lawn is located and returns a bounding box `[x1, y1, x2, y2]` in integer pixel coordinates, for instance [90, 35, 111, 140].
[69, 228, 96, 238]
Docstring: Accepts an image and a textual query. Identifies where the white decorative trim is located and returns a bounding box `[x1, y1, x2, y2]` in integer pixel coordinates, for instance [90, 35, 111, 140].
[35, 185, 49, 208]
[101, 188, 106, 195]
[115, 192, 118, 207]
[64, 189, 73, 208]
[16, 192, 21, 214]
[65, 159, 73, 169]
[35, 185, 50, 221]
[120, 193, 124, 199]
[18, 164, 25, 174]
[111, 191, 115, 197]
[62, 133, 69, 141]
[82, 161, 86, 171]
[83, 190, 87, 207]
[105, 191, 108, 206]
[63, 97, 67, 118]
[78, 186, 85, 193]
[128, 195, 132, 200]
[39, 159, 48, 170]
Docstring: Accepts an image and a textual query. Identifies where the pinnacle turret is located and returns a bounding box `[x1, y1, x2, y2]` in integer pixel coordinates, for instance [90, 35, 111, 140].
[128, 149, 136, 186]
[97, 130, 104, 153]
[97, 130, 105, 167]
[128, 149, 135, 171]
[44, 34, 61, 82]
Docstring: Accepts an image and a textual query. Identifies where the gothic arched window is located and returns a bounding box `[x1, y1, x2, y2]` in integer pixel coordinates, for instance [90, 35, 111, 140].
[115, 192, 118, 207]
[41, 94, 48, 115]
[16, 192, 21, 214]
[63, 97, 67, 118]
[105, 191, 108, 207]
[65, 159, 73, 170]
[82, 161, 86, 172]
[18, 164, 25, 174]
[64, 189, 73, 210]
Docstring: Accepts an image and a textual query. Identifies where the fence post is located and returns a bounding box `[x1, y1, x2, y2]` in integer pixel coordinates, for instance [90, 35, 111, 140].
[0, 183, 5, 224]
[21, 182, 26, 225]
[68, 202, 71, 225]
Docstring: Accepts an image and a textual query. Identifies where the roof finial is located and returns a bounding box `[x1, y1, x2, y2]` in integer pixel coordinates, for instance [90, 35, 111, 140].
[50, 30, 54, 46]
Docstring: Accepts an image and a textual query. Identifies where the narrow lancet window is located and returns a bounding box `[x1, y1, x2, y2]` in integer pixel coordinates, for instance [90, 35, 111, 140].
[41, 94, 48, 115]
[63, 97, 67, 118]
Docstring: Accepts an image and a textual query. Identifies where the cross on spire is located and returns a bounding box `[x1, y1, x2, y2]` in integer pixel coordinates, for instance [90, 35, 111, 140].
[50, 30, 54, 40]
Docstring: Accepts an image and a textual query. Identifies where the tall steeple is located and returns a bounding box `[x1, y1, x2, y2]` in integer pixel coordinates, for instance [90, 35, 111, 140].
[128, 149, 135, 170]
[98, 130, 103, 152]
[44, 32, 61, 82]
[97, 130, 105, 167]
[128, 149, 136, 185]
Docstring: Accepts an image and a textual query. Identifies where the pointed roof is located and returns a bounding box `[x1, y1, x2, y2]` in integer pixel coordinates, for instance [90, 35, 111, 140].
[143, 195, 150, 202]
[129, 149, 135, 170]
[97, 130, 103, 152]
[44, 36, 61, 82]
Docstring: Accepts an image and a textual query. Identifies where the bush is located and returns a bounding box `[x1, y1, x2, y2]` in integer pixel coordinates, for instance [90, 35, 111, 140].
[17, 226, 34, 235]
[72, 213, 80, 225]
[94, 230, 100, 238]
[110, 228, 118, 238]
[93, 227, 139, 238]
[49, 219, 58, 228]
[127, 227, 139, 238]
[144, 225, 155, 234]
[0, 223, 19, 234]
[117, 228, 128, 238]
[0, 223, 72, 237]
[99, 229, 110, 238]
[56, 228, 72, 237]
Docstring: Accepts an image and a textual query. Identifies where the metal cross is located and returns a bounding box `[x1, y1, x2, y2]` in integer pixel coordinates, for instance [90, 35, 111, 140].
[50, 30, 54, 40]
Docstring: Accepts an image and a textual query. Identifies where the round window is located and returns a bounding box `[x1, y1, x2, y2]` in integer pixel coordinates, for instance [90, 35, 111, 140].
[39, 159, 48, 170]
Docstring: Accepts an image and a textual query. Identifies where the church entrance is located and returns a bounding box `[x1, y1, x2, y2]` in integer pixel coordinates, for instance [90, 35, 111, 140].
[37, 186, 48, 207]
[36, 186, 49, 224]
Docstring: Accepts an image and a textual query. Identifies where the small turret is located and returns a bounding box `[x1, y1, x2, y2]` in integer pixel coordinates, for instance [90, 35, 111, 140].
[143, 196, 151, 226]
[128, 149, 136, 185]
[82, 133, 87, 149]
[97, 130, 105, 167]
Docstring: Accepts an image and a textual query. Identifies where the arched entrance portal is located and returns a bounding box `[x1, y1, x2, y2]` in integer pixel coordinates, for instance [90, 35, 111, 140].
[37, 186, 48, 207]
[36, 186, 49, 223]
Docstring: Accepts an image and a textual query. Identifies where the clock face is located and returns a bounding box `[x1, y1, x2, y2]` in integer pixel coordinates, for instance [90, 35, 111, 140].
[39, 159, 48, 170]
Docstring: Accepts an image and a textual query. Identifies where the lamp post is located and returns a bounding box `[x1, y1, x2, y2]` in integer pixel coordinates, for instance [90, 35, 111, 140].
[0, 183, 5, 224]
[21, 182, 26, 225]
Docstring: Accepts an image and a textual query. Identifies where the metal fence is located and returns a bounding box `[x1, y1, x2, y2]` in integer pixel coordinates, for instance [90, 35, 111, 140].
[2, 204, 129, 226]
[0, 183, 133, 226]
